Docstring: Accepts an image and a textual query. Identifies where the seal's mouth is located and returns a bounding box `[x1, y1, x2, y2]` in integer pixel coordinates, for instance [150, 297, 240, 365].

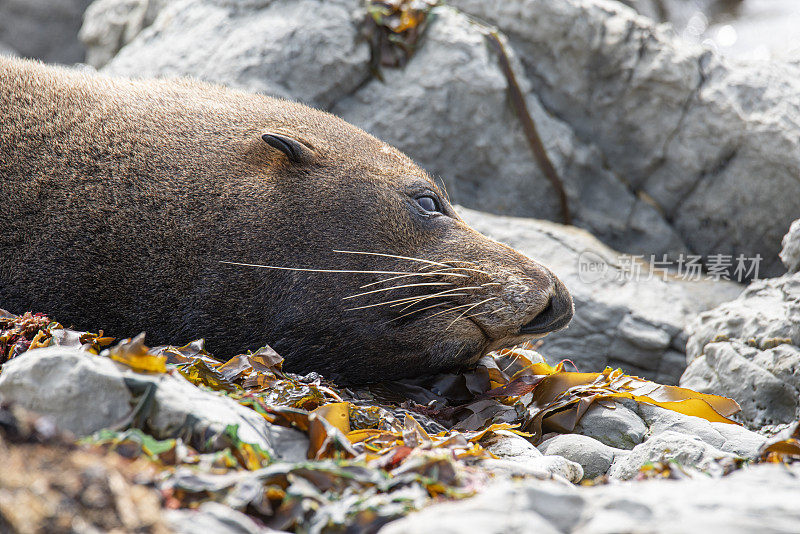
[518, 289, 574, 335]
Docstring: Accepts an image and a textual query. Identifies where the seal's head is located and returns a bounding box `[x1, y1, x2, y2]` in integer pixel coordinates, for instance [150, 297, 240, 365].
[223, 113, 573, 384]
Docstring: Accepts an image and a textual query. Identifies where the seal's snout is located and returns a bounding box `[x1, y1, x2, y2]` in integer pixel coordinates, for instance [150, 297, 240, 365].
[519, 277, 573, 335]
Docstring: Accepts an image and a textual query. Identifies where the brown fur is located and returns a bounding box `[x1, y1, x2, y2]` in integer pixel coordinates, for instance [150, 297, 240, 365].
[0, 57, 572, 384]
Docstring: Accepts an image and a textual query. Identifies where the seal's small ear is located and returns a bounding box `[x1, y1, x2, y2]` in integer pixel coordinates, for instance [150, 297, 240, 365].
[261, 133, 315, 165]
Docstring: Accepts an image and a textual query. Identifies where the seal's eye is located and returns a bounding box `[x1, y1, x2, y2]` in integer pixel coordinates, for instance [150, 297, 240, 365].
[416, 195, 441, 214]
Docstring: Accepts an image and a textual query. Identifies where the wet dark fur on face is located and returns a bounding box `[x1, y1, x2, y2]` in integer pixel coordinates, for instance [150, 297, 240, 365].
[0, 57, 573, 385]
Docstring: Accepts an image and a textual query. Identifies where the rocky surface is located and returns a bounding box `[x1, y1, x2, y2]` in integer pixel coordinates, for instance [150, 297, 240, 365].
[539, 434, 623, 479]
[0, 346, 308, 459]
[460, 207, 741, 382]
[79, 0, 174, 68]
[0, 0, 91, 63]
[681, 220, 800, 430]
[781, 219, 800, 273]
[334, 6, 684, 256]
[98, 0, 371, 109]
[0, 324, 789, 532]
[449, 0, 800, 277]
[629, 0, 800, 63]
[0, 42, 17, 57]
[167, 502, 274, 534]
[79, 0, 800, 276]
[534, 397, 765, 481]
[381, 463, 800, 534]
[621, 0, 739, 29]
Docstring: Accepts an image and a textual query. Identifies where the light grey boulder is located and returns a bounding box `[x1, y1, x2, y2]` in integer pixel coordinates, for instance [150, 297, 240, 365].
[97, 0, 370, 109]
[566, 399, 763, 475]
[335, 6, 685, 259]
[0, 347, 133, 436]
[448, 0, 800, 277]
[132, 368, 308, 460]
[681, 341, 800, 429]
[80, 0, 175, 68]
[380, 481, 573, 534]
[0, 42, 18, 57]
[479, 455, 584, 485]
[635, 403, 765, 457]
[480, 423, 583, 483]
[167, 501, 281, 534]
[538, 434, 625, 479]
[619, 0, 737, 29]
[0, 0, 92, 63]
[383, 464, 800, 534]
[573, 400, 648, 450]
[0, 347, 308, 460]
[780, 219, 800, 273]
[460, 207, 741, 380]
[607, 430, 737, 479]
[685, 275, 800, 357]
[681, 248, 800, 429]
[482, 429, 543, 461]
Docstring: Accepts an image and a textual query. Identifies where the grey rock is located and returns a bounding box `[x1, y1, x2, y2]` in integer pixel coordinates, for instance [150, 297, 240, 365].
[99, 0, 370, 109]
[449, 0, 800, 277]
[654, 349, 690, 385]
[0, 347, 308, 459]
[608, 430, 737, 479]
[383, 464, 800, 534]
[0, 42, 18, 57]
[379, 482, 568, 534]
[573, 400, 648, 450]
[620, 0, 736, 29]
[681, 341, 800, 429]
[682, 266, 800, 429]
[685, 275, 800, 357]
[80, 0, 175, 68]
[636, 403, 765, 457]
[141, 368, 308, 460]
[479, 455, 584, 485]
[0, 0, 91, 63]
[335, 6, 685, 260]
[781, 219, 800, 272]
[538, 434, 623, 479]
[482, 429, 543, 461]
[167, 501, 280, 534]
[460, 207, 741, 380]
[0, 347, 132, 436]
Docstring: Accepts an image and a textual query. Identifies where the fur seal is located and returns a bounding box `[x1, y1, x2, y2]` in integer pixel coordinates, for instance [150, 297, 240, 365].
[0, 57, 573, 384]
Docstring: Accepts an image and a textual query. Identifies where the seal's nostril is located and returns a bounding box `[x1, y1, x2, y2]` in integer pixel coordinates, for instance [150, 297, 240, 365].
[519, 287, 573, 335]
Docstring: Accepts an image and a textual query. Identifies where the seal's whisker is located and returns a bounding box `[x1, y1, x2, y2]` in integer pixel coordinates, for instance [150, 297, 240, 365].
[445, 297, 498, 330]
[426, 258, 491, 274]
[481, 282, 502, 287]
[426, 298, 496, 322]
[359, 270, 469, 289]
[383, 302, 450, 324]
[465, 308, 499, 319]
[342, 282, 454, 301]
[388, 286, 483, 308]
[332, 250, 450, 268]
[392, 286, 481, 313]
[435, 266, 493, 276]
[394, 288, 474, 313]
[219, 260, 423, 276]
[344, 292, 470, 311]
